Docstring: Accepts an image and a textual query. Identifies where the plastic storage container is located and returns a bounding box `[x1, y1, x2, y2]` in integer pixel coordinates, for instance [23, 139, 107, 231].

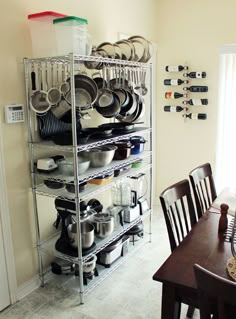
[28, 11, 67, 57]
[53, 16, 88, 55]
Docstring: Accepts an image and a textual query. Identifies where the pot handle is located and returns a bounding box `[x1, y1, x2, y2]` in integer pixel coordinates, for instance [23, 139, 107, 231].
[139, 139, 146, 144]
[131, 190, 138, 208]
[92, 72, 102, 79]
[118, 210, 124, 227]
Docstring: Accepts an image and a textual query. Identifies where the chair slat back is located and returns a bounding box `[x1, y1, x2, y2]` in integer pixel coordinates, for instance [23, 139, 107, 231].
[160, 179, 197, 252]
[194, 264, 236, 319]
[189, 163, 217, 220]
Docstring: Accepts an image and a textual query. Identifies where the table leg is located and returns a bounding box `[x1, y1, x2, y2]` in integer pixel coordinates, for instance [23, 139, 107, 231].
[161, 283, 181, 319]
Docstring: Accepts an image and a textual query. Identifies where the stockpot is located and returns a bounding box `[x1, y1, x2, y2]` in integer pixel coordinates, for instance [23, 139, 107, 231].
[67, 221, 94, 249]
[92, 213, 114, 238]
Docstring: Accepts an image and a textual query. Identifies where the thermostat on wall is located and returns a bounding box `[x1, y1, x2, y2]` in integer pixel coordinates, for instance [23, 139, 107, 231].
[5, 104, 25, 124]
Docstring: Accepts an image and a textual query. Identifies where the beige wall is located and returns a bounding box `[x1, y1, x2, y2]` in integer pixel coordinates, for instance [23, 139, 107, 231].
[155, 0, 236, 196]
[0, 1, 158, 287]
[3, 0, 236, 290]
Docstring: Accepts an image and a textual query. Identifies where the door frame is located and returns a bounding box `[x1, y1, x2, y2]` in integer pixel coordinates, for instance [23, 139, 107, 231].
[0, 122, 17, 305]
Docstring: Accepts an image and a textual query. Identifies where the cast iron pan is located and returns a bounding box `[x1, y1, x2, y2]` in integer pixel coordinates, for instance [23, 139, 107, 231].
[51, 131, 90, 145]
[51, 127, 113, 145]
[65, 182, 87, 193]
[99, 122, 136, 133]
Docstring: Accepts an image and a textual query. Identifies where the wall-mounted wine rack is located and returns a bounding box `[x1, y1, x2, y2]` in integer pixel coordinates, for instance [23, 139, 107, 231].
[163, 65, 208, 121]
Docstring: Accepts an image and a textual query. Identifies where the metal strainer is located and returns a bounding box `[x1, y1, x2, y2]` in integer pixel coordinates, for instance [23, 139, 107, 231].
[47, 63, 61, 106]
[30, 63, 51, 114]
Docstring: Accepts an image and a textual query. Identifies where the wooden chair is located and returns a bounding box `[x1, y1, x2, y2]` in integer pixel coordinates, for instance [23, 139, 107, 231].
[194, 264, 236, 319]
[160, 179, 197, 252]
[160, 179, 197, 318]
[189, 163, 217, 220]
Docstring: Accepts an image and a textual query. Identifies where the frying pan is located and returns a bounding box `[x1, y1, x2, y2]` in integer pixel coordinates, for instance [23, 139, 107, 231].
[51, 130, 89, 145]
[94, 66, 114, 109]
[99, 122, 136, 132]
[115, 94, 140, 123]
[80, 127, 113, 137]
[65, 74, 98, 110]
[30, 65, 51, 114]
[51, 127, 113, 145]
[95, 91, 121, 118]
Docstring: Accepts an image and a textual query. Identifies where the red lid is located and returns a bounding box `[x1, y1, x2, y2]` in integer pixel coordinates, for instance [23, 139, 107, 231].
[28, 11, 67, 22]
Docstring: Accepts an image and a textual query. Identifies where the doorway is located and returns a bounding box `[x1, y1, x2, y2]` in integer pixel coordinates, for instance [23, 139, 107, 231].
[215, 45, 236, 190]
[0, 220, 10, 311]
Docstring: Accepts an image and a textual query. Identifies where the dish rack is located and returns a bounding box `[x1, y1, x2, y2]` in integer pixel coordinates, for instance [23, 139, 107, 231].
[24, 53, 153, 304]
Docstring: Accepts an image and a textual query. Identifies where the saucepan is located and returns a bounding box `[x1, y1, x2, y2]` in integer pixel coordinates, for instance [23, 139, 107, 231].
[130, 136, 146, 154]
[113, 140, 134, 160]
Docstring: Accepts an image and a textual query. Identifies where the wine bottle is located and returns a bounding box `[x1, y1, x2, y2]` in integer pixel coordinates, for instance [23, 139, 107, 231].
[164, 106, 187, 112]
[165, 92, 188, 99]
[183, 72, 206, 78]
[183, 99, 208, 106]
[165, 65, 188, 72]
[183, 86, 208, 92]
[183, 113, 207, 120]
[164, 79, 189, 86]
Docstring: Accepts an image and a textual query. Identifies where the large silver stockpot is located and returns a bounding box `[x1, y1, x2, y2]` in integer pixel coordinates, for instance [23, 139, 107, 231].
[92, 213, 114, 238]
[67, 221, 94, 249]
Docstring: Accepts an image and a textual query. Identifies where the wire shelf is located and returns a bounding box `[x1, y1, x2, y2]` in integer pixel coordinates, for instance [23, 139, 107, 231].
[24, 54, 152, 68]
[39, 210, 151, 263]
[44, 236, 148, 296]
[35, 163, 152, 202]
[24, 53, 153, 304]
[34, 151, 151, 184]
[31, 128, 151, 152]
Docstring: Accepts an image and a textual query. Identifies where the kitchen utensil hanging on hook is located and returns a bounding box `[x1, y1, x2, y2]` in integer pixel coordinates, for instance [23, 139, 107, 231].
[47, 62, 61, 106]
[60, 63, 70, 96]
[30, 62, 51, 114]
[51, 63, 71, 119]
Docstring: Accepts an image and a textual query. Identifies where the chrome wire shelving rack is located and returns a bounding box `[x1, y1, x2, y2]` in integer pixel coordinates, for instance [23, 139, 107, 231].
[24, 53, 153, 305]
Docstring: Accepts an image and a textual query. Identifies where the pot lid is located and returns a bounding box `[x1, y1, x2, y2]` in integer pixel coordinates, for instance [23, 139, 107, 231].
[130, 136, 146, 144]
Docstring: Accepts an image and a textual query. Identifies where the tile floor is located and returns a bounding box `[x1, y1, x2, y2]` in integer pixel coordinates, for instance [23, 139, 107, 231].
[0, 207, 200, 319]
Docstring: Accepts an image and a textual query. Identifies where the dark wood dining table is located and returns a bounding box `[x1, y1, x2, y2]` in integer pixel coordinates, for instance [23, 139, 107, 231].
[152, 210, 234, 319]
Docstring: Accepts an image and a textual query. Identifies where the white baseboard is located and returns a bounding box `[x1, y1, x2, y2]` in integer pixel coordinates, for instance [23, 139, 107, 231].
[17, 275, 40, 301]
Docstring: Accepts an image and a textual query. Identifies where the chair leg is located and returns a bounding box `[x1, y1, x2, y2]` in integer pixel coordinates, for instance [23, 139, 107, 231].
[186, 305, 195, 318]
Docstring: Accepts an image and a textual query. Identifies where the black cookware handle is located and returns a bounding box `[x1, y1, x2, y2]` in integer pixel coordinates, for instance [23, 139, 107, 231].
[31, 71, 36, 91]
[118, 210, 124, 227]
[131, 190, 138, 207]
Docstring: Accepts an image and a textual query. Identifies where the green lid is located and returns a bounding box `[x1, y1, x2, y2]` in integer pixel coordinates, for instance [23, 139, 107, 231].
[53, 16, 88, 25]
